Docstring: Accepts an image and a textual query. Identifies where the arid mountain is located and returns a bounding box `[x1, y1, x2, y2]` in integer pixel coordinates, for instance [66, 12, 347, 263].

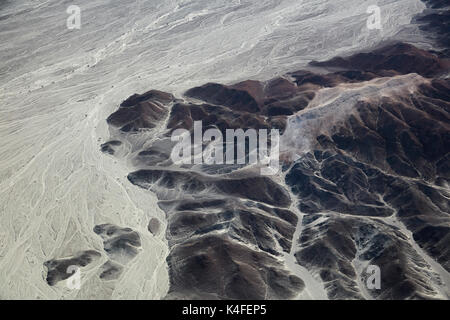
[4, 0, 450, 301]
[103, 30, 450, 298]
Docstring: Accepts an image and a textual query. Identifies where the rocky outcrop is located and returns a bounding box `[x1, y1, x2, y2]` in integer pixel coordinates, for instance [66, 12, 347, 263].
[415, 0, 450, 58]
[104, 32, 450, 299]
[309, 42, 448, 78]
[107, 90, 174, 132]
[94, 224, 142, 281]
[44, 250, 101, 286]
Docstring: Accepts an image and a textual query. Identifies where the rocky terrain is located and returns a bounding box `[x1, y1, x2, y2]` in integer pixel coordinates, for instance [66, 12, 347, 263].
[0, 0, 448, 300]
[103, 34, 450, 298]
